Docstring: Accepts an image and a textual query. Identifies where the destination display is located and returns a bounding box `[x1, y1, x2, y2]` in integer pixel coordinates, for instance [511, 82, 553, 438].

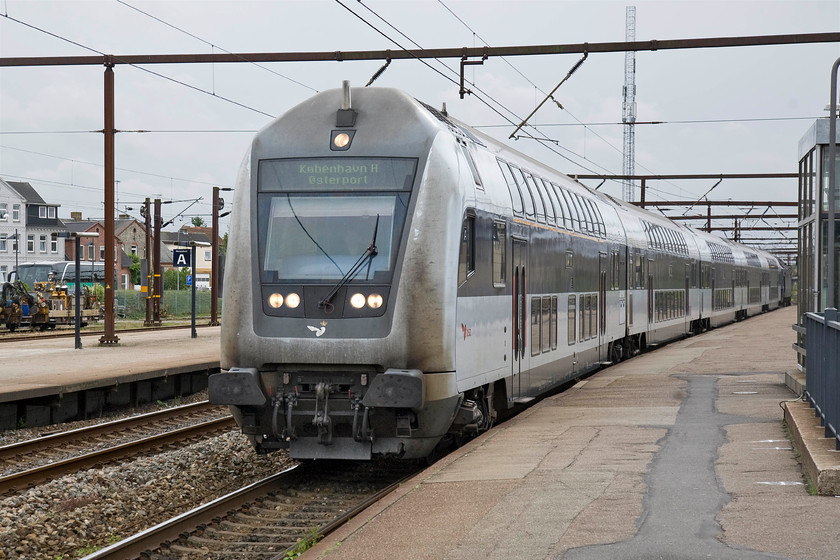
[259, 157, 417, 192]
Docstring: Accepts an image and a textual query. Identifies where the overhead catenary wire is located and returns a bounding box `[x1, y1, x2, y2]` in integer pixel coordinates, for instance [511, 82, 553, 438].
[345, 0, 618, 177]
[0, 12, 278, 119]
[114, 0, 318, 94]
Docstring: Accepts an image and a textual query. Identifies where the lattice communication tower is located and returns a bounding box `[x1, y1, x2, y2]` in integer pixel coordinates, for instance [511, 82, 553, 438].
[622, 6, 637, 202]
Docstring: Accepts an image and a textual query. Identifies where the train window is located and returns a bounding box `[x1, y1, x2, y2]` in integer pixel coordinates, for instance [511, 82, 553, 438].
[521, 172, 546, 223]
[531, 296, 542, 357]
[513, 168, 537, 219]
[550, 296, 558, 350]
[545, 181, 566, 228]
[581, 196, 596, 236]
[666, 230, 677, 252]
[590, 201, 606, 238]
[583, 198, 598, 236]
[580, 295, 587, 342]
[568, 295, 576, 345]
[458, 215, 475, 286]
[492, 221, 506, 287]
[534, 178, 555, 225]
[611, 251, 620, 290]
[572, 194, 591, 235]
[460, 144, 483, 188]
[541, 296, 551, 353]
[532, 175, 555, 225]
[497, 160, 525, 216]
[535, 177, 557, 225]
[589, 294, 597, 339]
[634, 253, 643, 289]
[560, 189, 580, 231]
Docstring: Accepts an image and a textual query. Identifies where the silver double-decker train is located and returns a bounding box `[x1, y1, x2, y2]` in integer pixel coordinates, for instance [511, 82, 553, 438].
[209, 83, 791, 460]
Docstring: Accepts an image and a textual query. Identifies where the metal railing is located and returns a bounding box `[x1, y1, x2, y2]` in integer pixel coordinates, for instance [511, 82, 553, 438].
[805, 308, 840, 450]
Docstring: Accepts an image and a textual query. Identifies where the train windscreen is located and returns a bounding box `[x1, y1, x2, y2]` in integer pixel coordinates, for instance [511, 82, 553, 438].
[257, 158, 416, 284]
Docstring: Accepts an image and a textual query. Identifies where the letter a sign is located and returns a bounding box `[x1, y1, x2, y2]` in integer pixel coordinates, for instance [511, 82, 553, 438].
[173, 248, 191, 267]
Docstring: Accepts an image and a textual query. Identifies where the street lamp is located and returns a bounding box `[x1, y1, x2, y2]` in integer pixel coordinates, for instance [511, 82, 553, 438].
[180, 240, 211, 339]
[55, 231, 100, 349]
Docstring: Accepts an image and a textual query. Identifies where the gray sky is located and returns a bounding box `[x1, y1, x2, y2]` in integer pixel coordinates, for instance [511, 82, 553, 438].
[1, 0, 838, 239]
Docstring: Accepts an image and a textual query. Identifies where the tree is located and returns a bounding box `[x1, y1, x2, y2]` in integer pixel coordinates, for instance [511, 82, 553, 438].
[128, 253, 141, 286]
[191, 216, 206, 228]
[164, 267, 190, 290]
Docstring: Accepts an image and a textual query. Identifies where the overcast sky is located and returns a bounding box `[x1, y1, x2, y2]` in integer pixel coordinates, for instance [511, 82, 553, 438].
[1, 0, 838, 241]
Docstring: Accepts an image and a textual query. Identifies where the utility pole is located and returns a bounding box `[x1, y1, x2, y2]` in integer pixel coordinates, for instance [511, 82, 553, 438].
[210, 186, 232, 326]
[622, 5, 637, 202]
[142, 198, 152, 326]
[153, 198, 162, 325]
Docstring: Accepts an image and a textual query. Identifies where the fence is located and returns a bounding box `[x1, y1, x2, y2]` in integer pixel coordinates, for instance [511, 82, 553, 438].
[804, 308, 840, 450]
[114, 289, 220, 320]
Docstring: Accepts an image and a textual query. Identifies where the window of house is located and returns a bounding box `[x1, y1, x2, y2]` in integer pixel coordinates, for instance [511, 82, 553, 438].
[0, 234, 6, 252]
[99, 245, 105, 260]
[88, 244, 95, 261]
[48, 207, 56, 219]
[27, 235, 34, 253]
[39, 206, 47, 218]
[0, 203, 6, 221]
[50, 235, 57, 253]
[130, 244, 137, 255]
[39, 235, 47, 252]
[13, 204, 20, 222]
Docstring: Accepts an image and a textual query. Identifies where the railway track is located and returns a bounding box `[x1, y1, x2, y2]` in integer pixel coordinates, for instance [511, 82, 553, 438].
[0, 322, 206, 343]
[0, 400, 233, 494]
[82, 459, 421, 560]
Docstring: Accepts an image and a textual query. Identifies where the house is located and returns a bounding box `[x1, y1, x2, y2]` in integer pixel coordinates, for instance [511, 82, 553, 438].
[0, 178, 65, 281]
[63, 219, 133, 290]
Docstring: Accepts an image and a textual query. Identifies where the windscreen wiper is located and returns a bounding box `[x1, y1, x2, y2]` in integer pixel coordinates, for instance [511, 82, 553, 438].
[318, 214, 380, 309]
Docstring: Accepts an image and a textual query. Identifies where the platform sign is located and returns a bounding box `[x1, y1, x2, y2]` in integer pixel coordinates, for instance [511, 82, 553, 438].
[173, 248, 191, 267]
[186, 274, 192, 286]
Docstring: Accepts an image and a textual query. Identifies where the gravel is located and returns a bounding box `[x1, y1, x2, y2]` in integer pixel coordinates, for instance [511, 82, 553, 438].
[0, 397, 296, 560]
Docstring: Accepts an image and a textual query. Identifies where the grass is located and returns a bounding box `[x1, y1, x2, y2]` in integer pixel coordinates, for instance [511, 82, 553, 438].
[284, 527, 322, 559]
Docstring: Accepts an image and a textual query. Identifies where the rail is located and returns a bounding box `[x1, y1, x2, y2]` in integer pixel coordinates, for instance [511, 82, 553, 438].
[804, 308, 840, 450]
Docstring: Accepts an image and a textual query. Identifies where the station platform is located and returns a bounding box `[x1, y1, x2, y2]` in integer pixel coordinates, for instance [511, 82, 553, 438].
[0, 327, 220, 429]
[304, 307, 840, 560]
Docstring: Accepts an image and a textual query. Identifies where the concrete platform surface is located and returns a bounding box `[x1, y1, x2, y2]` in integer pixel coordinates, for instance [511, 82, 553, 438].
[0, 327, 220, 402]
[304, 307, 840, 560]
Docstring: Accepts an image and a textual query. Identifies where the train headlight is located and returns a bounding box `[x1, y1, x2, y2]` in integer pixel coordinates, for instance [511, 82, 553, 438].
[268, 293, 284, 308]
[333, 132, 351, 149]
[367, 293, 383, 309]
[285, 293, 301, 309]
[350, 293, 366, 309]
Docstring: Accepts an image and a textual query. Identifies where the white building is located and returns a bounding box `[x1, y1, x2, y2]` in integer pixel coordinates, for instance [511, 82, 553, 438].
[0, 178, 65, 282]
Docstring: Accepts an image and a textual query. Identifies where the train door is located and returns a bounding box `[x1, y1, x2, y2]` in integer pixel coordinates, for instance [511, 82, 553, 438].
[647, 258, 654, 326]
[510, 238, 530, 401]
[599, 252, 607, 360]
[685, 264, 691, 332]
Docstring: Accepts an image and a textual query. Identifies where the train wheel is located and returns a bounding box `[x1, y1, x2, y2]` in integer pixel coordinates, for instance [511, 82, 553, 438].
[610, 341, 623, 364]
